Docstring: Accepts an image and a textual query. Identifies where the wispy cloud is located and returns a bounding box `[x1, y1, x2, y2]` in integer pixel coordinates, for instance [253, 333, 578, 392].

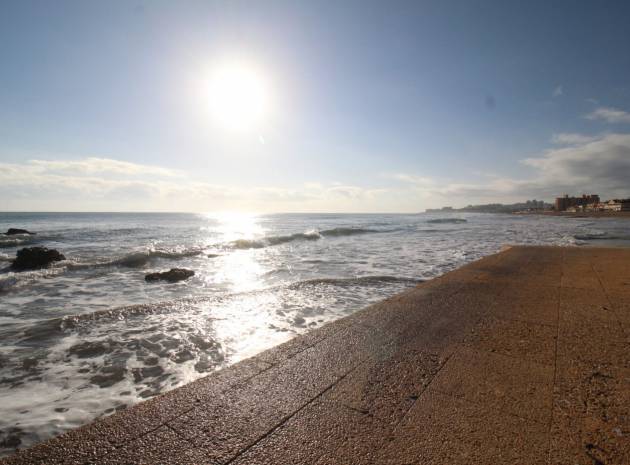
[391, 132, 630, 203]
[28, 157, 183, 178]
[0, 158, 392, 212]
[585, 106, 630, 124]
[552, 85, 563, 98]
[551, 133, 598, 145]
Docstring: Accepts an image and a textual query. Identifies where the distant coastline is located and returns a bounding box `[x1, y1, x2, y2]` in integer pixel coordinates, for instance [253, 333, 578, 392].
[426, 199, 630, 218]
[517, 210, 630, 219]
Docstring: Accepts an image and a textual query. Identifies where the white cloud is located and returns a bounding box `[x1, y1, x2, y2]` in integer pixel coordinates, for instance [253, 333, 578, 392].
[522, 133, 630, 192]
[0, 158, 396, 212]
[585, 107, 630, 124]
[389, 132, 630, 205]
[552, 85, 563, 98]
[551, 133, 599, 145]
[28, 157, 183, 178]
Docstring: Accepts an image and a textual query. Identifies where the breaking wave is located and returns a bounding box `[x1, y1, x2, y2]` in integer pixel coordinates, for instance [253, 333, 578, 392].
[67, 248, 207, 269]
[230, 227, 381, 249]
[0, 236, 36, 248]
[426, 218, 468, 224]
[574, 232, 630, 241]
[288, 275, 422, 289]
[0, 268, 66, 293]
[320, 227, 379, 237]
[230, 231, 321, 249]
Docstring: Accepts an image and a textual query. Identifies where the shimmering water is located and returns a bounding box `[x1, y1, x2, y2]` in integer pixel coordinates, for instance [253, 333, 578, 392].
[0, 211, 629, 454]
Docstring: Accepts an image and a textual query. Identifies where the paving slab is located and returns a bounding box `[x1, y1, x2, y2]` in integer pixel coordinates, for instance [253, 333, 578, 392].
[464, 315, 558, 366]
[426, 346, 554, 424]
[373, 391, 550, 465]
[549, 360, 630, 465]
[3, 245, 630, 465]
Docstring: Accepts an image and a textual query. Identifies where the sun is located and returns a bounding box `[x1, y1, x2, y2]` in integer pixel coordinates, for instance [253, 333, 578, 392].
[205, 62, 270, 131]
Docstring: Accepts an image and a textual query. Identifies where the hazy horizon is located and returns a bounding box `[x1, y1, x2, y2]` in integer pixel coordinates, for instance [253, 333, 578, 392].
[2, 1, 630, 213]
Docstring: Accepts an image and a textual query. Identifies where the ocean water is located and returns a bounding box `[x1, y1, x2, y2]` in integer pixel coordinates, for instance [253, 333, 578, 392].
[0, 211, 629, 454]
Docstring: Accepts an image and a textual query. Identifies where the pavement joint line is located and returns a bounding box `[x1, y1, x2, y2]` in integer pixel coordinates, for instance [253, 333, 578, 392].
[330, 347, 444, 424]
[545, 247, 563, 465]
[223, 363, 359, 465]
[321, 345, 464, 461]
[386, 342, 461, 438]
[591, 262, 630, 340]
[94, 360, 283, 463]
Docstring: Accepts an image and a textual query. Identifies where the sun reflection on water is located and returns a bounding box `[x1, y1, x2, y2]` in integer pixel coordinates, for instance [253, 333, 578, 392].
[199, 213, 289, 360]
[204, 212, 267, 291]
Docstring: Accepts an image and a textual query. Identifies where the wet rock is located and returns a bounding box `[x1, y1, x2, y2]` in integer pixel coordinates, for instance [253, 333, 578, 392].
[139, 338, 162, 353]
[11, 247, 65, 271]
[194, 358, 213, 373]
[189, 334, 219, 351]
[68, 341, 110, 359]
[132, 366, 164, 383]
[0, 428, 22, 449]
[21, 358, 38, 371]
[171, 349, 195, 363]
[138, 388, 158, 399]
[90, 365, 126, 388]
[5, 228, 35, 235]
[144, 268, 195, 283]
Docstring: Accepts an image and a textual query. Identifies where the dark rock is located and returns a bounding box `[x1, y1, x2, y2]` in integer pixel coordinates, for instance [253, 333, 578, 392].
[68, 341, 111, 359]
[11, 247, 65, 271]
[145, 268, 195, 283]
[5, 228, 35, 235]
[0, 429, 22, 449]
[172, 349, 195, 363]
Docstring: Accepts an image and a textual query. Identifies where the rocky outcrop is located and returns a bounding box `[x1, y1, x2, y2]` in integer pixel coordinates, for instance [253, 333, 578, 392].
[11, 247, 65, 271]
[145, 268, 195, 283]
[6, 228, 35, 235]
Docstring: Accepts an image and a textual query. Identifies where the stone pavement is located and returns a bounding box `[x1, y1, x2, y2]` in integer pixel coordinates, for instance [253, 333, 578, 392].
[3, 246, 629, 464]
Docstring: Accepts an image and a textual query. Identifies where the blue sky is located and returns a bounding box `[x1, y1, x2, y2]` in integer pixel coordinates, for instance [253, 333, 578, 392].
[1, 0, 630, 212]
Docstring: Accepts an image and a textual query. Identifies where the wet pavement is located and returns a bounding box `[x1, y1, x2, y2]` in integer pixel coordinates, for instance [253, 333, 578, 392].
[3, 246, 629, 464]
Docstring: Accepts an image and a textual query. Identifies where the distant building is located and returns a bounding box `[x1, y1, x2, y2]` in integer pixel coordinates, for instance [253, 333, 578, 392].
[555, 194, 600, 211]
[602, 199, 630, 211]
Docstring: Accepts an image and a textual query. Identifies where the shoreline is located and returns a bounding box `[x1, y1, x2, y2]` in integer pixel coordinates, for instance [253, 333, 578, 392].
[3, 245, 629, 464]
[515, 210, 630, 219]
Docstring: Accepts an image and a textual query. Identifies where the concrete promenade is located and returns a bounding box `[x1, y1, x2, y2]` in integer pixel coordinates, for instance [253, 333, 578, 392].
[3, 246, 630, 464]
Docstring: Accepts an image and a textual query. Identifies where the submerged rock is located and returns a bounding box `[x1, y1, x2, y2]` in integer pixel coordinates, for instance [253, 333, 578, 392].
[5, 228, 35, 235]
[11, 247, 65, 271]
[145, 268, 195, 283]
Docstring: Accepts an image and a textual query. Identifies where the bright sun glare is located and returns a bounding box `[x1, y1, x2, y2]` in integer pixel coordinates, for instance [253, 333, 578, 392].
[206, 62, 270, 131]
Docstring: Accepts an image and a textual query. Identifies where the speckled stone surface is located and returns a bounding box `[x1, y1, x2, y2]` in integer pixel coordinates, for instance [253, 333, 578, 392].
[3, 246, 630, 465]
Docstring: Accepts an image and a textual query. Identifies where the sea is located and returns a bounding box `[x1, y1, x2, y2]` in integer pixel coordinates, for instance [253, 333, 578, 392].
[1, 211, 629, 454]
